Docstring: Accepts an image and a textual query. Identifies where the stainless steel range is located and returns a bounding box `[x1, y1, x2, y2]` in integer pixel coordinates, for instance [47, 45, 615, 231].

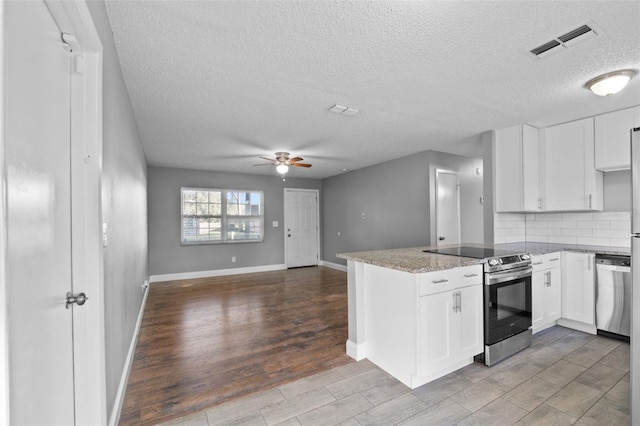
[423, 246, 533, 366]
[481, 252, 532, 366]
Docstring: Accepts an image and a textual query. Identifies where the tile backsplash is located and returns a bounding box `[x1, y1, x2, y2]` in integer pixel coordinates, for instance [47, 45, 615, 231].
[494, 211, 631, 248]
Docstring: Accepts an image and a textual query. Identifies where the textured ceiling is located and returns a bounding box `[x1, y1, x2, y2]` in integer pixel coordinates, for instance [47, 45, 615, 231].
[105, 1, 640, 179]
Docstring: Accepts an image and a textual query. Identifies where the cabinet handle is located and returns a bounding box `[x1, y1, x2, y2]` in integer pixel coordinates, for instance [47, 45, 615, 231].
[533, 261, 544, 266]
[588, 194, 592, 209]
[432, 278, 449, 284]
[458, 291, 462, 312]
[463, 273, 478, 278]
[550, 258, 559, 262]
[545, 271, 551, 287]
[452, 292, 458, 312]
[588, 255, 591, 271]
[538, 197, 542, 210]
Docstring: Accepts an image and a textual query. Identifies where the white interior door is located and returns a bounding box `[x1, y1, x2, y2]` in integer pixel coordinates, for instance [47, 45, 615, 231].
[4, 1, 76, 423]
[284, 189, 319, 268]
[436, 170, 460, 246]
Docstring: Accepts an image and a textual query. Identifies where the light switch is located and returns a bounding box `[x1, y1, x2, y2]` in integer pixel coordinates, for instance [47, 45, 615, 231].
[272, 221, 278, 227]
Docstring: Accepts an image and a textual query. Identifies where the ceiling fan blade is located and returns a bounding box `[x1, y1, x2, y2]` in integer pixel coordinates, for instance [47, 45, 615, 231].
[253, 163, 273, 166]
[259, 156, 276, 163]
[288, 156, 304, 163]
[291, 163, 312, 168]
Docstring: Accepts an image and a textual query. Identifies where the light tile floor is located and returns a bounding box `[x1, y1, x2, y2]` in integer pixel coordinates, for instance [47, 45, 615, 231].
[160, 326, 630, 425]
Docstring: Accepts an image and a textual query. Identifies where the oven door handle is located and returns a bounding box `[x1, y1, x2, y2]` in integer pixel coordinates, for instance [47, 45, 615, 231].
[485, 266, 532, 285]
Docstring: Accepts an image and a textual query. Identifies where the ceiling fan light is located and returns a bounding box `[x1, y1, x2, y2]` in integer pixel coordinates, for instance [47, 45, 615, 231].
[587, 69, 636, 96]
[276, 164, 289, 174]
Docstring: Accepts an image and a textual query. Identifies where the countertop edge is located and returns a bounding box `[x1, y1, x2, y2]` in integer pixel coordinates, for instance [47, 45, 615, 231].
[337, 243, 630, 274]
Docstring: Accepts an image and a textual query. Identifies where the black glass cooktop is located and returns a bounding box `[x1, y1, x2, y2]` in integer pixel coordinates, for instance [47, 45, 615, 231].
[422, 246, 520, 259]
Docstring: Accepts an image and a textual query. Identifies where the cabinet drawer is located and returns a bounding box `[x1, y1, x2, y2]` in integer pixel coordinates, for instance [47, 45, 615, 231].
[532, 252, 561, 272]
[418, 265, 482, 296]
[418, 269, 456, 296]
[456, 265, 483, 287]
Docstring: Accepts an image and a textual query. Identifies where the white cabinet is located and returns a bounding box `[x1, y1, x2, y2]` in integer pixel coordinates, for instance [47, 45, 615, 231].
[494, 124, 541, 212]
[542, 117, 603, 211]
[532, 253, 561, 333]
[559, 251, 596, 334]
[353, 262, 483, 389]
[595, 106, 640, 171]
[418, 283, 483, 378]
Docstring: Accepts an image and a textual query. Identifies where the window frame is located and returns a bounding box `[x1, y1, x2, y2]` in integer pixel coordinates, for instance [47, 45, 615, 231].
[180, 187, 264, 245]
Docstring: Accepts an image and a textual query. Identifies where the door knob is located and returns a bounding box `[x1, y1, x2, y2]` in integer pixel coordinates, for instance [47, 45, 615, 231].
[439, 236, 445, 241]
[66, 292, 88, 309]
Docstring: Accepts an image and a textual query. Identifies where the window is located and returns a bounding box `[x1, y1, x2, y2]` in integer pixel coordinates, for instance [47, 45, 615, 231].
[181, 187, 264, 244]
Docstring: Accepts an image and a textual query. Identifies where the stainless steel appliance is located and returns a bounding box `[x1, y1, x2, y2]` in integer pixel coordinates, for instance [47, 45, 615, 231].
[631, 127, 640, 425]
[595, 254, 631, 340]
[480, 253, 532, 366]
[423, 246, 533, 366]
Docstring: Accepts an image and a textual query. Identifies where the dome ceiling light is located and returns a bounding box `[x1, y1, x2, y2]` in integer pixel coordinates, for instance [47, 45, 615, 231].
[586, 69, 636, 96]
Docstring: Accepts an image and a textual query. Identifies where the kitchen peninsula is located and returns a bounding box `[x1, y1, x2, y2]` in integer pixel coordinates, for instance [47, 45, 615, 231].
[337, 242, 630, 389]
[337, 246, 485, 389]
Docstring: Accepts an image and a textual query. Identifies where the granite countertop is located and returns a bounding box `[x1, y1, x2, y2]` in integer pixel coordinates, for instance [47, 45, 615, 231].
[495, 242, 631, 257]
[337, 242, 630, 274]
[336, 245, 483, 274]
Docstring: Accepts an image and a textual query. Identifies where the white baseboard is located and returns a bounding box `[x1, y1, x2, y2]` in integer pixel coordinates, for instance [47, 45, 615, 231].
[346, 339, 367, 361]
[319, 260, 347, 272]
[108, 284, 150, 426]
[149, 264, 287, 283]
[557, 318, 597, 335]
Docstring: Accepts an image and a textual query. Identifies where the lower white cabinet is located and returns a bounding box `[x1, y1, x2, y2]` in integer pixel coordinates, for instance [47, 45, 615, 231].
[356, 262, 483, 389]
[559, 251, 596, 333]
[418, 284, 483, 378]
[532, 253, 561, 333]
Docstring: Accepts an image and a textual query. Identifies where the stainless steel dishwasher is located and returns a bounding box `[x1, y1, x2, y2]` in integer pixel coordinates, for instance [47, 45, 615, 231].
[595, 254, 631, 340]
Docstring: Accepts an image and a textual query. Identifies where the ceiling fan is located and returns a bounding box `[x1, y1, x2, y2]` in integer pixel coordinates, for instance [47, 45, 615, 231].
[254, 151, 312, 176]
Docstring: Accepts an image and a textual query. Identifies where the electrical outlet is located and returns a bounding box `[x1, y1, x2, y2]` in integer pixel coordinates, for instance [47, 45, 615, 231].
[232, 256, 236, 263]
[142, 280, 149, 293]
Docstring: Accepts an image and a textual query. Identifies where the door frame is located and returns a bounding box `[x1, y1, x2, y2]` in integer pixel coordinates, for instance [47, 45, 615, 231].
[283, 188, 320, 268]
[434, 169, 461, 246]
[0, 1, 105, 423]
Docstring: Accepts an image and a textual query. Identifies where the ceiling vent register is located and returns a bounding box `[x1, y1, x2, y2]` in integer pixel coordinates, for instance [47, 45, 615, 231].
[528, 22, 602, 59]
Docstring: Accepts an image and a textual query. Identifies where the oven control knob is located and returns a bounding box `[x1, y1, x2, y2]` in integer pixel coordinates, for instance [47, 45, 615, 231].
[488, 258, 499, 266]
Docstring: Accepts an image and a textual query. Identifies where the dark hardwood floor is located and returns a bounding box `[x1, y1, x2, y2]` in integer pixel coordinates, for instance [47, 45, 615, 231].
[119, 266, 352, 425]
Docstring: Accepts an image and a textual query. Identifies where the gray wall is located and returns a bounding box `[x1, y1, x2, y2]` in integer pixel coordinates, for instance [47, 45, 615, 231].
[604, 170, 631, 211]
[148, 167, 321, 275]
[322, 150, 484, 265]
[87, 2, 149, 419]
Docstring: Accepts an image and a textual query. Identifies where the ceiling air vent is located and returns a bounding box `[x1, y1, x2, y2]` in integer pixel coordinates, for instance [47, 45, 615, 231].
[558, 24, 593, 43]
[527, 21, 603, 60]
[530, 40, 562, 58]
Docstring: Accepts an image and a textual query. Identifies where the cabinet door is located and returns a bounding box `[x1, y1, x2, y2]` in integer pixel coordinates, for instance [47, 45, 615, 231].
[419, 291, 454, 377]
[595, 106, 640, 171]
[561, 252, 595, 325]
[545, 266, 562, 322]
[522, 125, 541, 211]
[544, 118, 595, 211]
[532, 269, 545, 331]
[494, 124, 540, 212]
[457, 285, 483, 358]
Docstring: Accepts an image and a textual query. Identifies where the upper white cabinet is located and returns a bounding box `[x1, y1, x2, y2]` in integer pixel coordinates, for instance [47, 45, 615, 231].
[595, 106, 640, 171]
[494, 124, 541, 212]
[542, 117, 603, 211]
